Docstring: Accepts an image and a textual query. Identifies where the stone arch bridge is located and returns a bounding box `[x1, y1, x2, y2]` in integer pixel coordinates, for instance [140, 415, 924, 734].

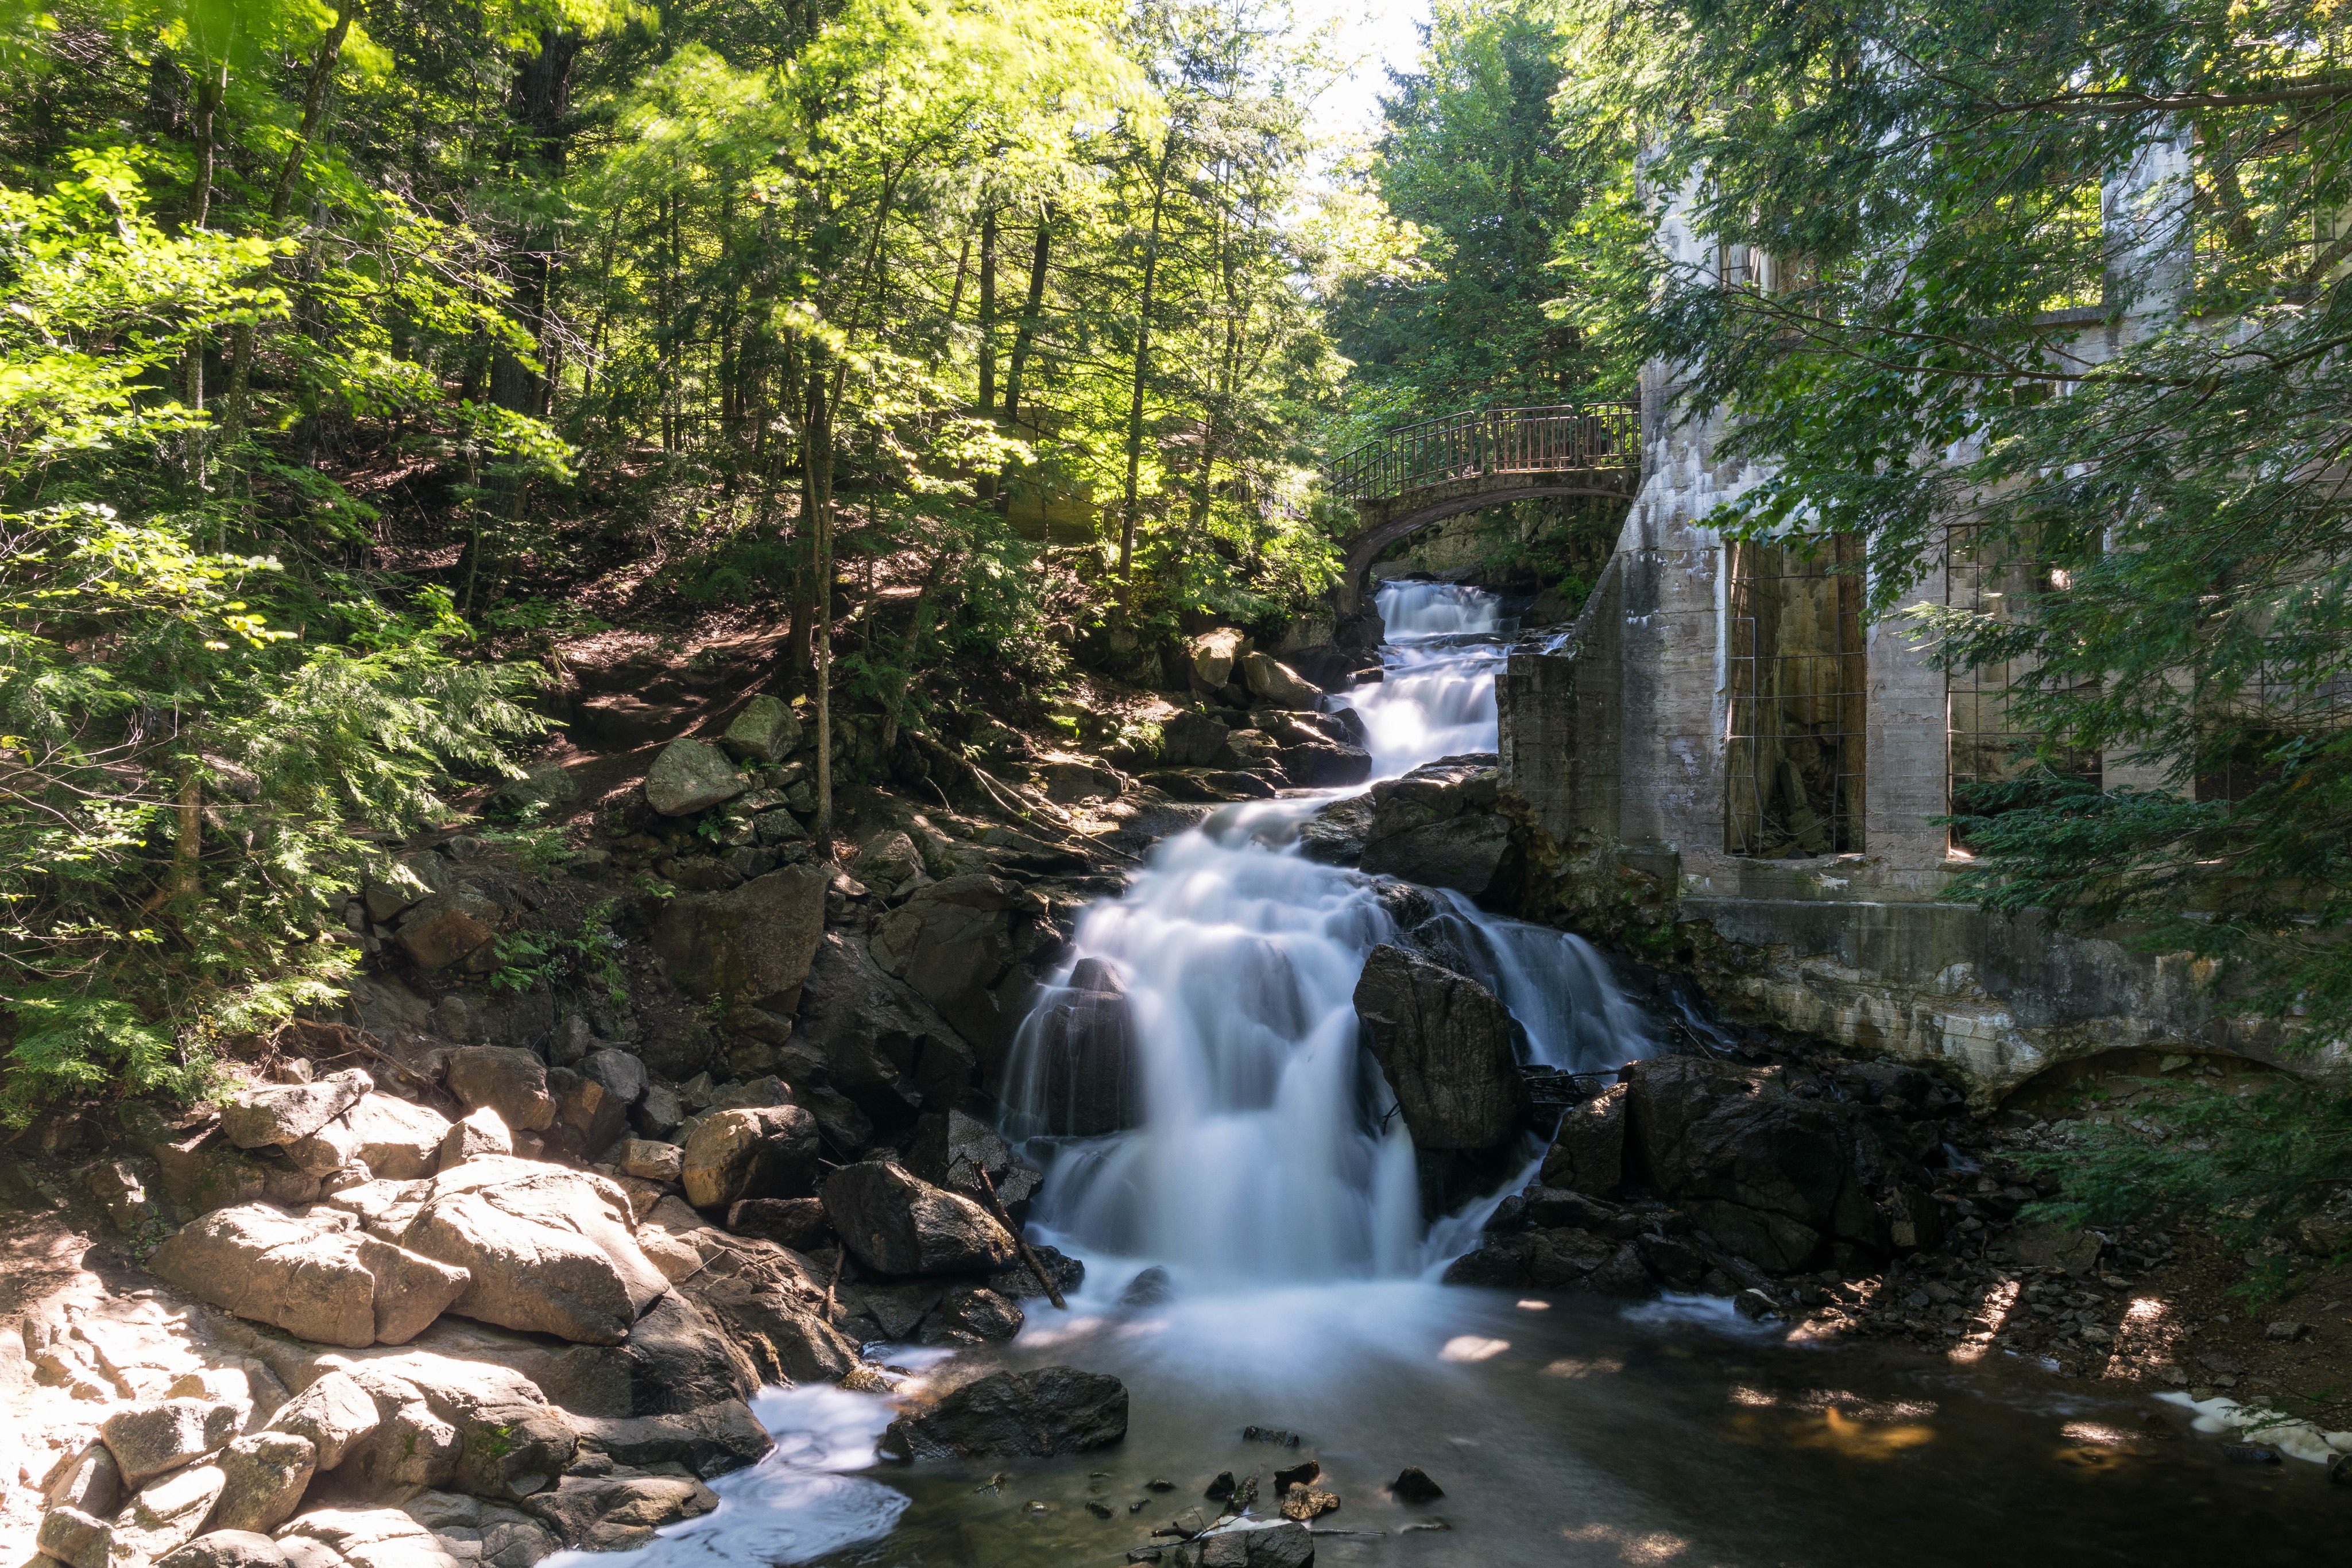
[1325, 402, 1641, 611]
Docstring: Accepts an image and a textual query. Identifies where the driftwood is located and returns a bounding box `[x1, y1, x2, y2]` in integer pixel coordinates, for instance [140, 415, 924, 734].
[975, 1164, 1067, 1310]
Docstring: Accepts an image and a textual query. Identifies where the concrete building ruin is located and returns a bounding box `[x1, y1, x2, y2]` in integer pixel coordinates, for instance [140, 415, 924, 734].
[1491, 126, 2298, 1104]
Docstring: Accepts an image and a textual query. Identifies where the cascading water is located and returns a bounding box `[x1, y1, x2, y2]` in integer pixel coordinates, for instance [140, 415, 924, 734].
[1001, 579, 1651, 1283]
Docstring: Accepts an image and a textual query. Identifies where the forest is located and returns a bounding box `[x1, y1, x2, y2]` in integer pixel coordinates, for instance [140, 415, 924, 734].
[6, 0, 2352, 1282]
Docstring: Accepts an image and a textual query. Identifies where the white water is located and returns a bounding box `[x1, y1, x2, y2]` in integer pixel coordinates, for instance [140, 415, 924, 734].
[1003, 580, 1652, 1284]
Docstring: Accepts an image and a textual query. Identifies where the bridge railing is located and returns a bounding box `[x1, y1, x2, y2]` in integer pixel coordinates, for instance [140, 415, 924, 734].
[1325, 402, 1641, 504]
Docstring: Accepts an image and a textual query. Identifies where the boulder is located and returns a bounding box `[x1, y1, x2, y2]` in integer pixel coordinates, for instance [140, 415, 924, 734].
[723, 1198, 829, 1251]
[210, 1434, 316, 1535]
[45, 1443, 125, 1517]
[919, 1286, 1023, 1346]
[1239, 652, 1320, 710]
[820, 1162, 1018, 1278]
[1357, 756, 1516, 902]
[543, 1068, 628, 1163]
[1190, 629, 1247, 691]
[156, 1534, 291, 1568]
[222, 1073, 372, 1151]
[490, 761, 579, 822]
[906, 1109, 1043, 1210]
[849, 831, 928, 899]
[564, 1406, 772, 1481]
[609, 1290, 762, 1416]
[578, 1051, 647, 1108]
[985, 1244, 1084, 1303]
[343, 1098, 452, 1183]
[276, 1508, 463, 1568]
[394, 1159, 670, 1346]
[100, 1400, 247, 1485]
[1192, 1518, 1314, 1568]
[791, 933, 978, 1140]
[394, 889, 502, 971]
[679, 1106, 821, 1210]
[438, 1109, 512, 1171]
[264, 1372, 381, 1472]
[363, 852, 459, 925]
[617, 1140, 684, 1185]
[677, 1271, 860, 1388]
[719, 696, 802, 765]
[1540, 1083, 1625, 1198]
[1018, 959, 1142, 1136]
[521, 1477, 717, 1553]
[328, 1352, 575, 1503]
[869, 876, 1030, 1059]
[37, 1505, 113, 1568]
[1622, 1056, 1941, 1271]
[150, 1205, 470, 1349]
[107, 1464, 227, 1565]
[650, 864, 827, 1009]
[398, 1495, 555, 1568]
[444, 1049, 555, 1136]
[644, 740, 745, 818]
[1157, 711, 1233, 769]
[876, 1367, 1127, 1460]
[1272, 734, 1372, 788]
[1353, 944, 1529, 1149]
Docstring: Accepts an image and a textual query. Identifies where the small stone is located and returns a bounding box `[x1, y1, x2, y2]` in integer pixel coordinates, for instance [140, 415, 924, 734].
[1119, 1266, 1174, 1308]
[2266, 1320, 2312, 1342]
[1086, 1501, 1115, 1519]
[438, 1106, 513, 1171]
[1391, 1466, 1445, 1504]
[1240, 1426, 1301, 1447]
[1734, 1288, 1778, 1321]
[1146, 1479, 1175, 1493]
[1204, 1472, 1236, 1502]
[1279, 1484, 1339, 1521]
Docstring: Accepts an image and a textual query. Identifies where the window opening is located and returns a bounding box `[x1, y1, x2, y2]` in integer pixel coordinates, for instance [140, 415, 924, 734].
[1944, 537, 2099, 851]
[1724, 536, 1867, 858]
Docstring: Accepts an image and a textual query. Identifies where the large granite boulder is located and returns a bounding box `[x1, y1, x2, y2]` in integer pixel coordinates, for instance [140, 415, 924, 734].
[868, 875, 1034, 1060]
[1357, 755, 1517, 903]
[99, 1400, 245, 1485]
[790, 933, 977, 1141]
[719, 695, 802, 765]
[443, 1049, 555, 1136]
[819, 1162, 1018, 1279]
[393, 1159, 670, 1345]
[679, 1105, 821, 1209]
[651, 864, 827, 1009]
[644, 739, 745, 817]
[326, 1350, 576, 1503]
[150, 1207, 469, 1349]
[876, 1367, 1127, 1460]
[220, 1072, 372, 1151]
[521, 1476, 717, 1552]
[1239, 651, 1320, 710]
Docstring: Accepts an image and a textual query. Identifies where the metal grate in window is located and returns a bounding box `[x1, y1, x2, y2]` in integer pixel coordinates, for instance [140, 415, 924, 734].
[1724, 536, 1867, 858]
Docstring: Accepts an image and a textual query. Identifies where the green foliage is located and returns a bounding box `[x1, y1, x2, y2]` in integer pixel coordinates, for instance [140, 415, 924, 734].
[0, 986, 198, 1127]
[487, 900, 627, 1006]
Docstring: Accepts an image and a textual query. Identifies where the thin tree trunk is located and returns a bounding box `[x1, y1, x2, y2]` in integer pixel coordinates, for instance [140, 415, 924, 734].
[803, 369, 835, 846]
[183, 50, 229, 492]
[880, 554, 949, 753]
[1004, 208, 1050, 426]
[976, 207, 998, 501]
[1119, 142, 1178, 582]
[932, 233, 972, 370]
[171, 753, 203, 905]
[223, 5, 353, 452]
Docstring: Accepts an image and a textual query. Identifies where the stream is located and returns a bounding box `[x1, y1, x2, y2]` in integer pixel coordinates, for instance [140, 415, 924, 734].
[579, 583, 2348, 1567]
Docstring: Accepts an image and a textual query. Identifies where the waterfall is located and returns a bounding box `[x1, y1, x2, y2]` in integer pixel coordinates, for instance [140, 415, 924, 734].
[1001, 583, 1649, 1284]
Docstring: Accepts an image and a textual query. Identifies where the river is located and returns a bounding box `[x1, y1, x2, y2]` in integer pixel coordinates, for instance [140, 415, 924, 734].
[575, 583, 2346, 1567]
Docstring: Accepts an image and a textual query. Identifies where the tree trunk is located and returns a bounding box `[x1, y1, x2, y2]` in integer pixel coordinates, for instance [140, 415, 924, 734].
[222, 5, 354, 454]
[804, 370, 835, 845]
[976, 207, 998, 501]
[1004, 209, 1050, 426]
[490, 27, 581, 419]
[1119, 145, 1178, 582]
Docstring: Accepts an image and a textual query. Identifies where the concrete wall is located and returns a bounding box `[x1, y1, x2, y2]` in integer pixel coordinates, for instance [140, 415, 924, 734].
[1495, 134, 2316, 1102]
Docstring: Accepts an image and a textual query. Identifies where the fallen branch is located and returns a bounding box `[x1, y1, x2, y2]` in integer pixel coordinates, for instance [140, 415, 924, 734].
[976, 1164, 1067, 1310]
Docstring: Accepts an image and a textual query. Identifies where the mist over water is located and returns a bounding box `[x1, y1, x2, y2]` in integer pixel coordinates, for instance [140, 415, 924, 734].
[1003, 580, 1650, 1284]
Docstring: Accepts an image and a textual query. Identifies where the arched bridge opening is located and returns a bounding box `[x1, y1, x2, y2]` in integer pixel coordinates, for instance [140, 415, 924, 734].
[1324, 403, 1642, 612]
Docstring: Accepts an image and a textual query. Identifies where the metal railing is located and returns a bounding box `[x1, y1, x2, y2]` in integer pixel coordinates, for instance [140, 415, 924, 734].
[1325, 402, 1640, 504]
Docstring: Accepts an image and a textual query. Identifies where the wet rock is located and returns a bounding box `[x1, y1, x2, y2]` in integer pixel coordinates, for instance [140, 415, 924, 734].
[222, 1073, 372, 1150]
[682, 1272, 860, 1389]
[1023, 959, 1143, 1136]
[645, 740, 746, 818]
[1204, 1472, 1235, 1502]
[444, 1050, 556, 1136]
[439, 1108, 513, 1171]
[566, 1405, 773, 1482]
[1357, 757, 1515, 901]
[1295, 796, 1374, 866]
[1390, 1466, 1444, 1504]
[906, 1109, 1043, 1210]
[1192, 1518, 1313, 1568]
[985, 1244, 1085, 1302]
[680, 1106, 821, 1209]
[1279, 1484, 1337, 1522]
[521, 1476, 718, 1553]
[820, 1162, 1018, 1278]
[877, 1367, 1128, 1460]
[1119, 1266, 1174, 1309]
[724, 1197, 829, 1250]
[788, 933, 976, 1140]
[870, 876, 1038, 1063]
[1540, 1083, 1624, 1198]
[1353, 944, 1530, 1149]
[919, 1285, 1024, 1345]
[1732, 1288, 1778, 1322]
[1241, 1426, 1301, 1447]
[651, 864, 828, 1010]
[396, 1157, 670, 1345]
[721, 696, 802, 765]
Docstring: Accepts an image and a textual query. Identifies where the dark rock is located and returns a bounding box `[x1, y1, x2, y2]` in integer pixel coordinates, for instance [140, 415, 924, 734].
[1295, 797, 1375, 866]
[1635, 1232, 1712, 1291]
[651, 864, 827, 1009]
[1391, 1467, 1445, 1504]
[1540, 1083, 1624, 1198]
[546, 1067, 628, 1162]
[907, 1109, 1043, 1211]
[523, 1474, 719, 1551]
[876, 1366, 1128, 1460]
[820, 1161, 1019, 1277]
[1241, 1426, 1301, 1447]
[1021, 959, 1144, 1136]
[680, 1105, 821, 1209]
[1119, 1265, 1174, 1308]
[919, 1284, 1024, 1345]
[1353, 944, 1529, 1168]
[1204, 1472, 1236, 1502]
[836, 1279, 946, 1341]
[2223, 1443, 2283, 1465]
[725, 1197, 831, 1251]
[1273, 1461, 1318, 1493]
[869, 876, 1036, 1062]
[1357, 756, 1516, 902]
[580, 1050, 648, 1106]
[1520, 1187, 1620, 1232]
[1160, 712, 1233, 769]
[793, 933, 977, 1140]
[1732, 1287, 1778, 1321]
[985, 1244, 1085, 1302]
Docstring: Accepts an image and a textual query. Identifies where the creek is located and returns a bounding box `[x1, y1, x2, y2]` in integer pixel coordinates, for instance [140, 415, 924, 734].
[574, 583, 2347, 1567]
